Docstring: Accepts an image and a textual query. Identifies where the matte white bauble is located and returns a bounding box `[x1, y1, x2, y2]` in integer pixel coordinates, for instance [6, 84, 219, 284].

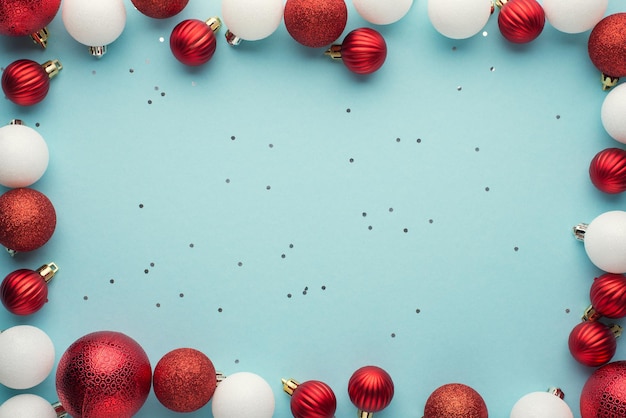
[582, 211, 626, 274]
[543, 0, 607, 34]
[0, 394, 57, 418]
[62, 0, 126, 56]
[601, 83, 626, 144]
[222, 0, 284, 45]
[212, 372, 275, 418]
[427, 0, 493, 39]
[510, 392, 573, 418]
[0, 123, 49, 188]
[353, 0, 413, 25]
[0, 325, 55, 389]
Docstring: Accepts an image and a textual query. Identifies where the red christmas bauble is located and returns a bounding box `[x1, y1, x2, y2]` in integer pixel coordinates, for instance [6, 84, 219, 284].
[590, 148, 626, 194]
[170, 19, 218, 66]
[1, 59, 61, 106]
[0, 188, 56, 253]
[498, 0, 545, 44]
[588, 13, 626, 78]
[130, 0, 189, 19]
[284, 0, 347, 48]
[591, 273, 626, 319]
[423, 383, 488, 418]
[568, 321, 617, 367]
[153, 348, 217, 412]
[290, 380, 337, 418]
[0, 0, 61, 36]
[0, 263, 56, 315]
[348, 366, 394, 415]
[56, 331, 152, 418]
[580, 360, 626, 417]
[340, 28, 387, 75]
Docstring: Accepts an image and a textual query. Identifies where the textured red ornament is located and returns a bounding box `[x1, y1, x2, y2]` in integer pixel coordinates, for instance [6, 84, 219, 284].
[153, 348, 217, 412]
[290, 380, 337, 418]
[498, 0, 545, 44]
[588, 13, 626, 79]
[591, 273, 626, 319]
[423, 383, 488, 418]
[130, 0, 189, 19]
[568, 321, 617, 367]
[0, 263, 56, 315]
[1, 59, 61, 106]
[0, 0, 61, 36]
[284, 0, 348, 48]
[0, 188, 56, 253]
[348, 366, 394, 416]
[590, 148, 626, 194]
[56, 331, 152, 418]
[337, 28, 387, 75]
[580, 360, 626, 418]
[170, 19, 218, 66]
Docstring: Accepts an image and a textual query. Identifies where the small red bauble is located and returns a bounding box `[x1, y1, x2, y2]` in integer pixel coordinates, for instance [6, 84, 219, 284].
[348, 365, 394, 417]
[282, 378, 337, 418]
[2, 59, 62, 106]
[589, 148, 626, 194]
[568, 321, 619, 367]
[497, 0, 545, 44]
[56, 331, 152, 418]
[590, 273, 626, 319]
[0, 262, 58, 315]
[0, 0, 61, 47]
[284, 0, 348, 48]
[130, 0, 189, 19]
[0, 188, 56, 254]
[589, 14, 626, 81]
[170, 18, 220, 66]
[424, 383, 488, 418]
[153, 348, 217, 412]
[580, 360, 626, 418]
[326, 28, 387, 75]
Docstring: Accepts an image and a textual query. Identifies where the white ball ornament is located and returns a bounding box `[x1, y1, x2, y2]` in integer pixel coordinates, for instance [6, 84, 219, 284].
[601, 83, 626, 144]
[0, 122, 49, 188]
[0, 394, 57, 418]
[211, 372, 275, 418]
[510, 392, 573, 418]
[578, 211, 626, 274]
[543, 0, 607, 34]
[353, 0, 413, 25]
[0, 325, 55, 389]
[427, 0, 493, 39]
[222, 0, 284, 45]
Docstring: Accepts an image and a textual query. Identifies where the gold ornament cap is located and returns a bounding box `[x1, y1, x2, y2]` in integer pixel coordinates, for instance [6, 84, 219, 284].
[42, 60, 63, 79]
[37, 262, 59, 283]
[52, 401, 68, 418]
[30, 27, 49, 48]
[325, 44, 343, 60]
[548, 387, 565, 399]
[583, 305, 602, 322]
[89, 45, 107, 58]
[601, 73, 619, 91]
[282, 378, 300, 396]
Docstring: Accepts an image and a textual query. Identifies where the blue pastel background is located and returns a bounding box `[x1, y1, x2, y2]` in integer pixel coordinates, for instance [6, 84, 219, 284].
[1, 0, 625, 416]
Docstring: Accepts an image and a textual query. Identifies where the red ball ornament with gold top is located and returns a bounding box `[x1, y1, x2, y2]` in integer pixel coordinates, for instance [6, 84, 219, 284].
[325, 28, 387, 75]
[0, 0, 61, 47]
[588, 273, 626, 320]
[2, 59, 62, 106]
[424, 383, 488, 418]
[568, 320, 621, 367]
[348, 365, 394, 418]
[170, 17, 221, 66]
[130, 0, 189, 19]
[282, 378, 337, 418]
[0, 262, 58, 315]
[497, 0, 545, 44]
[588, 13, 626, 90]
[580, 360, 626, 418]
[589, 148, 626, 194]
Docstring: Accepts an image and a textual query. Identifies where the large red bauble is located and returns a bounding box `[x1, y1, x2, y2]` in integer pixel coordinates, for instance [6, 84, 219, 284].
[580, 360, 626, 417]
[56, 331, 152, 418]
[591, 273, 626, 319]
[2, 59, 52, 106]
[498, 0, 545, 44]
[291, 380, 337, 418]
[0, 188, 56, 253]
[423, 383, 488, 418]
[153, 348, 217, 412]
[0, 264, 56, 315]
[568, 321, 617, 367]
[130, 0, 189, 19]
[590, 148, 626, 194]
[340, 28, 387, 75]
[588, 13, 626, 78]
[170, 19, 218, 66]
[284, 0, 347, 48]
[348, 366, 394, 415]
[0, 0, 61, 36]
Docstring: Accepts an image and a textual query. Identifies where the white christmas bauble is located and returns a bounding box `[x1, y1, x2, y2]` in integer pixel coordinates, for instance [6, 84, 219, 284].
[0, 124, 49, 188]
[62, 0, 126, 47]
[212, 372, 275, 418]
[543, 0, 607, 34]
[584, 211, 626, 274]
[353, 0, 413, 25]
[222, 0, 284, 41]
[427, 0, 492, 39]
[0, 325, 55, 389]
[0, 394, 57, 418]
[601, 83, 626, 144]
[510, 392, 573, 418]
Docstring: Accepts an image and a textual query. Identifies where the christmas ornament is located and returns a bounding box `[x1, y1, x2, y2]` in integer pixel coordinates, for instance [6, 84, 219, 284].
[170, 18, 221, 66]
[56, 331, 152, 418]
[0, 120, 49, 188]
[423, 383, 488, 418]
[568, 321, 620, 367]
[284, 0, 348, 48]
[0, 0, 61, 47]
[588, 13, 626, 90]
[62, 0, 127, 57]
[497, 0, 545, 43]
[348, 365, 394, 418]
[0, 394, 66, 418]
[2, 59, 62, 106]
[589, 148, 626, 194]
[0, 187, 56, 254]
[153, 348, 217, 412]
[0, 325, 55, 389]
[427, 0, 493, 39]
[510, 389, 573, 418]
[222, 0, 284, 45]
[586, 273, 626, 320]
[282, 378, 337, 418]
[325, 28, 387, 75]
[580, 360, 626, 417]
[130, 0, 189, 19]
[601, 83, 626, 143]
[543, 0, 607, 34]
[0, 262, 58, 315]
[574, 211, 626, 273]
[212, 372, 275, 418]
[352, 0, 413, 25]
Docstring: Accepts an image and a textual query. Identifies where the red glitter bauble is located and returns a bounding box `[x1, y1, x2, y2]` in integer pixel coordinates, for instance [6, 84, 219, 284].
[423, 383, 488, 418]
[0, 188, 56, 253]
[348, 366, 394, 415]
[590, 148, 626, 194]
[291, 380, 337, 418]
[284, 0, 347, 48]
[130, 0, 189, 19]
[580, 360, 626, 417]
[339, 28, 387, 75]
[498, 0, 545, 44]
[568, 321, 617, 367]
[0, 0, 61, 36]
[153, 348, 217, 412]
[591, 273, 626, 319]
[0, 264, 56, 315]
[170, 19, 218, 66]
[2, 59, 54, 106]
[56, 331, 152, 418]
[588, 13, 626, 78]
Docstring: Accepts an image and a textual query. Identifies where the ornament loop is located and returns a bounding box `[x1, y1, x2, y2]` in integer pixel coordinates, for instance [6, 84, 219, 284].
[601, 73, 619, 91]
[583, 305, 602, 322]
[281, 378, 299, 395]
[37, 263, 59, 283]
[89, 46, 107, 58]
[573, 223, 588, 241]
[325, 44, 342, 60]
[30, 27, 50, 49]
[547, 387, 565, 399]
[42, 60, 63, 79]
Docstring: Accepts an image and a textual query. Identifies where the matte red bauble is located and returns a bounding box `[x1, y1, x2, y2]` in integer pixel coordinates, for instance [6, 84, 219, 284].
[1, 59, 62, 106]
[590, 273, 626, 319]
[0, 188, 56, 253]
[170, 18, 220, 66]
[131, 0, 189, 19]
[283, 378, 337, 418]
[0, 0, 61, 47]
[348, 366, 394, 417]
[326, 28, 387, 75]
[284, 0, 348, 48]
[424, 383, 488, 418]
[498, 0, 545, 43]
[588, 14, 626, 80]
[590, 148, 626, 194]
[568, 321, 618, 367]
[580, 361, 626, 418]
[0, 263, 57, 315]
[56, 331, 152, 418]
[153, 348, 217, 412]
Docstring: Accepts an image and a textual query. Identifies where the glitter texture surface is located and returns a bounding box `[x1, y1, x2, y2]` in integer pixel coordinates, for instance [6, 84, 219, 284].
[284, 0, 347, 48]
[423, 383, 488, 418]
[0, 188, 56, 252]
[580, 361, 626, 418]
[588, 13, 626, 77]
[0, 0, 61, 36]
[130, 0, 189, 19]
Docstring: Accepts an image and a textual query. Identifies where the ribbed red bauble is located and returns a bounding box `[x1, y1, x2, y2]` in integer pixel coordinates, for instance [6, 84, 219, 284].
[326, 28, 387, 75]
[424, 383, 488, 418]
[580, 361, 626, 418]
[0, 0, 61, 47]
[348, 366, 394, 417]
[170, 18, 220, 66]
[568, 321, 619, 367]
[131, 0, 189, 19]
[497, 0, 545, 43]
[1, 59, 62, 106]
[590, 273, 626, 319]
[284, 0, 347, 48]
[283, 378, 337, 418]
[0, 263, 57, 315]
[56, 331, 152, 418]
[153, 348, 217, 412]
[588, 14, 626, 82]
[589, 148, 626, 194]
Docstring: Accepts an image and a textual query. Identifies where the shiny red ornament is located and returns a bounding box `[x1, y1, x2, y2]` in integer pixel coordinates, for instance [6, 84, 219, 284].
[0, 262, 57, 315]
[0, 0, 61, 47]
[170, 18, 220, 66]
[2, 59, 62, 106]
[568, 321, 619, 367]
[497, 0, 545, 44]
[283, 378, 337, 418]
[326, 28, 387, 75]
[590, 273, 626, 319]
[580, 360, 626, 418]
[589, 13, 626, 83]
[284, 0, 348, 48]
[130, 0, 189, 19]
[424, 383, 488, 418]
[56, 331, 152, 418]
[348, 366, 394, 417]
[589, 148, 626, 194]
[0, 188, 56, 254]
